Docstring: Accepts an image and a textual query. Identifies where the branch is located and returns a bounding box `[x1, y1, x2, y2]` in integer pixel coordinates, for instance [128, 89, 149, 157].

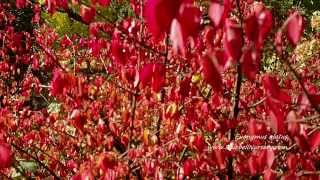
[239, 97, 267, 110]
[280, 53, 320, 114]
[11, 143, 60, 179]
[227, 0, 244, 179]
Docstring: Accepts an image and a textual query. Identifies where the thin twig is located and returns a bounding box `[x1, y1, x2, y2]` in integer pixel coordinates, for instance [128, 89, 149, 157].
[227, 0, 244, 179]
[11, 143, 60, 179]
[280, 52, 320, 114]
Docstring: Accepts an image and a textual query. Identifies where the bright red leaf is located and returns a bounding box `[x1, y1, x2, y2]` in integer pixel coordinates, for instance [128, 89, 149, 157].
[145, 0, 182, 40]
[285, 11, 304, 46]
[80, 5, 96, 24]
[223, 19, 243, 61]
[98, 0, 111, 7]
[0, 143, 12, 169]
[309, 130, 320, 152]
[263, 75, 291, 104]
[201, 55, 222, 92]
[241, 48, 261, 81]
[209, 0, 231, 27]
[137, 63, 165, 92]
[16, 0, 27, 9]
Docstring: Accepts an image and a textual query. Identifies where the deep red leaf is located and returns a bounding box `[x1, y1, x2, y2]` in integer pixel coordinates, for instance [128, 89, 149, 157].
[179, 77, 191, 98]
[193, 134, 205, 152]
[0, 143, 12, 169]
[286, 111, 300, 136]
[80, 5, 96, 24]
[263, 168, 277, 180]
[286, 153, 298, 170]
[183, 159, 194, 176]
[255, 9, 273, 49]
[267, 99, 286, 134]
[223, 19, 243, 61]
[138, 63, 165, 92]
[201, 56, 222, 92]
[262, 75, 291, 104]
[294, 135, 310, 151]
[98, 0, 111, 7]
[213, 149, 226, 170]
[248, 155, 258, 175]
[111, 36, 127, 65]
[145, 0, 181, 40]
[177, 3, 201, 40]
[209, 0, 231, 27]
[241, 48, 261, 81]
[60, 35, 72, 48]
[170, 19, 185, 55]
[151, 63, 165, 92]
[244, 14, 258, 42]
[285, 11, 304, 46]
[309, 130, 320, 152]
[16, 0, 27, 9]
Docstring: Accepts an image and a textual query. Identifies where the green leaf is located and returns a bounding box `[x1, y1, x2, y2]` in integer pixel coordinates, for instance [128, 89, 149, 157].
[48, 102, 61, 114]
[19, 160, 39, 172]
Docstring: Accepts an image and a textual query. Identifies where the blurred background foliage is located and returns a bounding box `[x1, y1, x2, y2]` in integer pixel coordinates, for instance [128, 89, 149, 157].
[41, 0, 134, 37]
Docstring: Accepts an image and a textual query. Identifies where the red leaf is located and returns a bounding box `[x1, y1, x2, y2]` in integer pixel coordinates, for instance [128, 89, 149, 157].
[310, 94, 320, 106]
[294, 135, 310, 151]
[286, 111, 300, 136]
[98, 152, 116, 171]
[309, 130, 320, 152]
[170, 19, 185, 55]
[177, 3, 201, 40]
[71, 170, 94, 180]
[16, 0, 27, 9]
[201, 56, 222, 92]
[267, 99, 286, 134]
[263, 168, 277, 180]
[224, 19, 243, 61]
[266, 150, 275, 168]
[193, 134, 205, 152]
[213, 149, 226, 170]
[209, 0, 231, 27]
[60, 35, 72, 48]
[183, 159, 194, 176]
[262, 75, 291, 104]
[249, 119, 258, 135]
[0, 143, 12, 169]
[50, 69, 68, 96]
[151, 63, 165, 92]
[285, 11, 304, 46]
[241, 48, 261, 81]
[45, 0, 57, 14]
[138, 63, 165, 92]
[213, 49, 229, 69]
[286, 153, 298, 170]
[70, 109, 87, 131]
[275, 31, 283, 54]
[258, 150, 275, 169]
[179, 77, 191, 98]
[248, 155, 258, 175]
[80, 5, 96, 24]
[145, 0, 182, 40]
[204, 26, 215, 47]
[244, 14, 258, 42]
[138, 63, 154, 87]
[111, 35, 127, 65]
[282, 173, 298, 180]
[255, 9, 273, 49]
[98, 0, 111, 7]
